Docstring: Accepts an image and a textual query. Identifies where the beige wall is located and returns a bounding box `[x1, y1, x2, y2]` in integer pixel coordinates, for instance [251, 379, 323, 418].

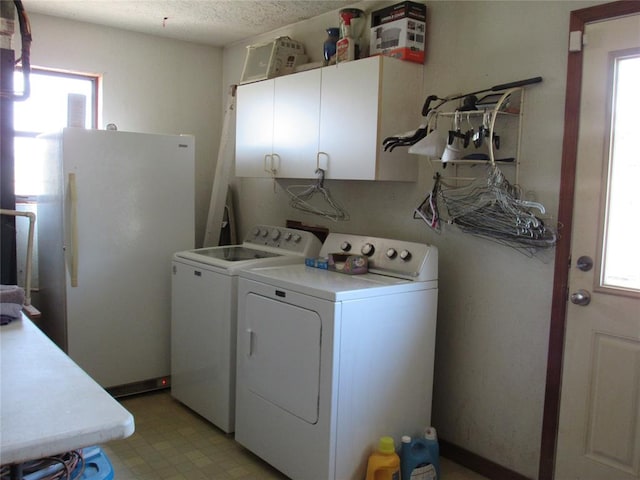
[23, 13, 223, 246]
[24, 2, 603, 478]
[221, 1, 598, 478]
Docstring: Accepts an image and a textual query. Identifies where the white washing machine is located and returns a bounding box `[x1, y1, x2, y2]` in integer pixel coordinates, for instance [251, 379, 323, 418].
[171, 225, 322, 433]
[235, 233, 438, 480]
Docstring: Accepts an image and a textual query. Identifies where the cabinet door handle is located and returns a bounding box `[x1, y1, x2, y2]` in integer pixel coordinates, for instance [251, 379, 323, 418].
[263, 154, 279, 175]
[246, 328, 255, 356]
[68, 173, 79, 287]
[317, 151, 329, 171]
[271, 153, 280, 173]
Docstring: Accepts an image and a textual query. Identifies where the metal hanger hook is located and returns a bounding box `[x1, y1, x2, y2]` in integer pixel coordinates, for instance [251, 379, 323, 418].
[315, 168, 326, 188]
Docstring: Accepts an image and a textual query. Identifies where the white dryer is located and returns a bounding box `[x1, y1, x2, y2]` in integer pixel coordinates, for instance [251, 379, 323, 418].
[171, 225, 321, 433]
[235, 233, 438, 480]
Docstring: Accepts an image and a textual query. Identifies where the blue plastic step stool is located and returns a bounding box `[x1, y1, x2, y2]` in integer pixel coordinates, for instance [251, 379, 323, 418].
[72, 446, 114, 480]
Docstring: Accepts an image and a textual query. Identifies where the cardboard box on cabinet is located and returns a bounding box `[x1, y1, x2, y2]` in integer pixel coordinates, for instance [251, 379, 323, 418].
[370, 1, 427, 64]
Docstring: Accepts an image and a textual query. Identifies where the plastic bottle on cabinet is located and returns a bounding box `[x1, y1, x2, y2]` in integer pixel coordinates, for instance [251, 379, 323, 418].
[336, 8, 364, 62]
[400, 427, 440, 480]
[365, 436, 401, 480]
[323, 27, 339, 65]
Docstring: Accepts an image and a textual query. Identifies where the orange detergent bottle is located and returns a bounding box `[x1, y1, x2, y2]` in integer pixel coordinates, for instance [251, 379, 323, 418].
[365, 436, 401, 480]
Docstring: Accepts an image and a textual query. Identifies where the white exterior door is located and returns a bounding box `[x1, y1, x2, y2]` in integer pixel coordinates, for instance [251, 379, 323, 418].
[555, 14, 640, 480]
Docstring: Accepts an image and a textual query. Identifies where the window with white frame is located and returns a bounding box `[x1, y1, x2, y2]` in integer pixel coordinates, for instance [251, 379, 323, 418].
[14, 68, 98, 196]
[13, 68, 98, 288]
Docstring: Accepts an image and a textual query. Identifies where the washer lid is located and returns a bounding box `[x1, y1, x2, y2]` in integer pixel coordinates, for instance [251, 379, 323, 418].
[174, 225, 322, 270]
[188, 246, 281, 262]
[174, 246, 285, 269]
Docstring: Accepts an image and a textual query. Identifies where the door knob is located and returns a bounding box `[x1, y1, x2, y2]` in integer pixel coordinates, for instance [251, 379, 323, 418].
[576, 256, 593, 272]
[570, 289, 591, 306]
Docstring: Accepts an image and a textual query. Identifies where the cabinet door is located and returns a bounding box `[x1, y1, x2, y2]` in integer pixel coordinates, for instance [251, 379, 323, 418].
[236, 57, 419, 181]
[273, 69, 321, 178]
[318, 57, 380, 180]
[235, 80, 275, 177]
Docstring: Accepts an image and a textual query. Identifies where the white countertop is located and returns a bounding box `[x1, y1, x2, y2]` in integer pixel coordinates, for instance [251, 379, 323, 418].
[0, 315, 135, 465]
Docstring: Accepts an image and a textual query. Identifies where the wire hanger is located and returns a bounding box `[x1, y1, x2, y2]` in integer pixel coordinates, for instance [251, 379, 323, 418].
[415, 166, 556, 255]
[286, 168, 350, 222]
[414, 172, 442, 232]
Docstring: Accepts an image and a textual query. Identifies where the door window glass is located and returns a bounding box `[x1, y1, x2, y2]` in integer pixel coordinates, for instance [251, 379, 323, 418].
[600, 52, 640, 293]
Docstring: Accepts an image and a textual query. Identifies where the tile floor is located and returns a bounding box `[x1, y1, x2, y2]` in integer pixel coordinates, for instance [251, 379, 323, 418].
[102, 391, 489, 480]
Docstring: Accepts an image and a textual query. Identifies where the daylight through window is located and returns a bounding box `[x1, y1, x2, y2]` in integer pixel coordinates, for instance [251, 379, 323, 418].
[13, 68, 98, 196]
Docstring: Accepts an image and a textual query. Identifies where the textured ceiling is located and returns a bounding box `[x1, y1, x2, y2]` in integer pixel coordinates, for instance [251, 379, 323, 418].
[22, 0, 355, 46]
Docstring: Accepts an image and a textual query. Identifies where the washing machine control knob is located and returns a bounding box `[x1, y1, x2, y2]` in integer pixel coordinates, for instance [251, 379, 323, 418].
[284, 232, 292, 241]
[340, 241, 352, 252]
[361, 243, 375, 256]
[261, 229, 269, 238]
[271, 229, 281, 240]
[253, 227, 261, 237]
[399, 250, 412, 261]
[292, 234, 302, 243]
[386, 248, 397, 259]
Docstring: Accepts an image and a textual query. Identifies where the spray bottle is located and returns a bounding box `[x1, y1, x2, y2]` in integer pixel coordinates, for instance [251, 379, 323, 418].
[336, 8, 363, 62]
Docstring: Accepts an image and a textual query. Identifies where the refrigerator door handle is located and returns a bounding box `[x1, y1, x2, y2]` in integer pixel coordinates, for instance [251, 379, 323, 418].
[68, 173, 79, 287]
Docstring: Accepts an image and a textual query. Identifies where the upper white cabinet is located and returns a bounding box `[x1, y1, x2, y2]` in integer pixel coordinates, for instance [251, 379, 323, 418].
[235, 69, 321, 178]
[235, 56, 421, 181]
[235, 79, 275, 177]
[318, 56, 420, 181]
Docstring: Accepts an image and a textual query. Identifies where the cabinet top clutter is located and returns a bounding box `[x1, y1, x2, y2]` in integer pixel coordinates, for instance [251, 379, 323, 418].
[240, 37, 308, 85]
[235, 56, 422, 182]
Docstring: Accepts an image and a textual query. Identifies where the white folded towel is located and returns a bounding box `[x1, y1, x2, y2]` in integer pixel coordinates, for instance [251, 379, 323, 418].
[1, 285, 25, 324]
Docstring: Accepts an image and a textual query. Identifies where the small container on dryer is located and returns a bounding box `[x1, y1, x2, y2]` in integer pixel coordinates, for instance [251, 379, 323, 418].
[327, 253, 368, 274]
[305, 257, 329, 269]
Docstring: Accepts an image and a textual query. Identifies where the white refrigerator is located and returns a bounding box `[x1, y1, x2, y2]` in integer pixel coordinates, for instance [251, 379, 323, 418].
[37, 128, 194, 394]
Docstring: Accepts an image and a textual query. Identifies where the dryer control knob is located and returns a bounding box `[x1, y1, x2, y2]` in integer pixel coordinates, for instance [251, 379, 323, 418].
[261, 229, 269, 237]
[271, 229, 281, 240]
[340, 241, 352, 252]
[292, 234, 302, 243]
[284, 232, 292, 241]
[399, 250, 412, 261]
[362, 243, 375, 256]
[253, 227, 261, 237]
[386, 248, 397, 259]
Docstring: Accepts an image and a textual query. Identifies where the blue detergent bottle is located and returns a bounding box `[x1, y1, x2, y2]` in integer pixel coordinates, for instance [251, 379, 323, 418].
[400, 427, 440, 480]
